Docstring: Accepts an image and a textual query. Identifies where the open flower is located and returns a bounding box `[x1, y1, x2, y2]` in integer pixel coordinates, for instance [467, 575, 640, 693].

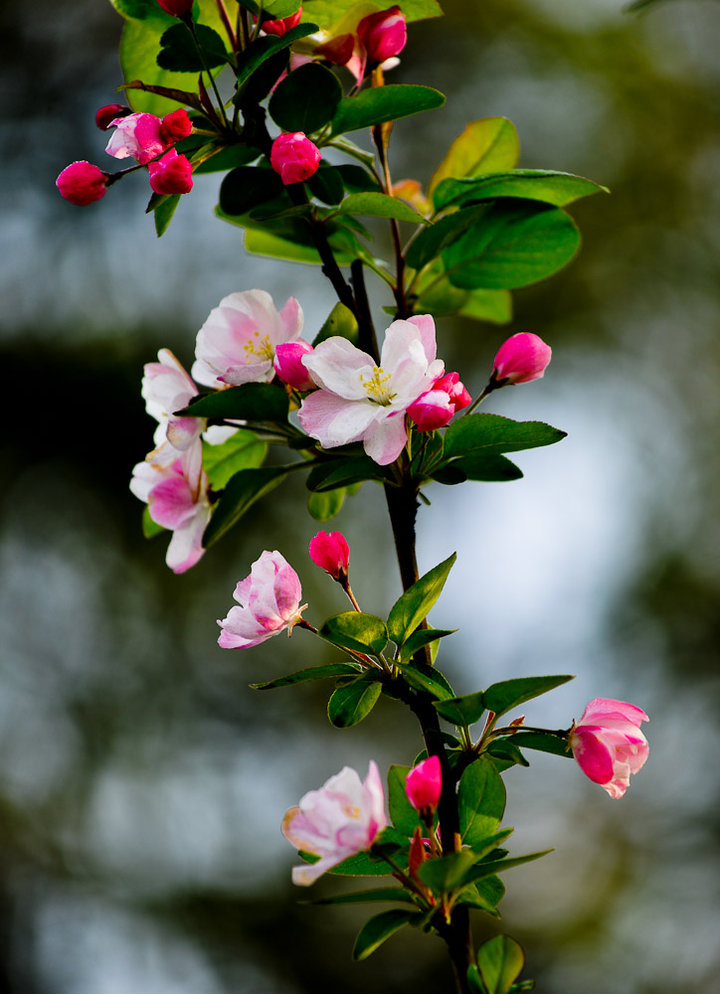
[142, 348, 202, 450]
[192, 289, 305, 388]
[570, 698, 649, 798]
[282, 761, 387, 885]
[105, 112, 166, 165]
[217, 550, 306, 649]
[299, 315, 444, 465]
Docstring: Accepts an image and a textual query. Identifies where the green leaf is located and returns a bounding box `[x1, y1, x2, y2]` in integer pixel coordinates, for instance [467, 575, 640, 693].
[387, 552, 456, 646]
[458, 288, 513, 324]
[405, 205, 487, 272]
[193, 145, 262, 174]
[142, 505, 165, 538]
[219, 166, 285, 217]
[239, 0, 302, 15]
[450, 453, 524, 483]
[201, 431, 266, 489]
[352, 909, 419, 961]
[433, 170, 608, 212]
[203, 466, 290, 546]
[178, 382, 290, 424]
[250, 662, 360, 690]
[306, 456, 387, 492]
[387, 765, 423, 835]
[508, 731, 572, 758]
[109, 0, 174, 20]
[417, 850, 479, 895]
[397, 661, 455, 701]
[444, 415, 566, 461]
[459, 875, 505, 914]
[147, 193, 181, 236]
[312, 301, 359, 346]
[301, 0, 442, 32]
[157, 23, 228, 71]
[482, 675, 574, 718]
[399, 628, 455, 662]
[306, 164, 346, 206]
[320, 612, 388, 655]
[329, 848, 397, 876]
[309, 887, 417, 906]
[442, 200, 581, 291]
[466, 850, 552, 885]
[476, 935, 526, 994]
[337, 192, 429, 224]
[336, 164, 382, 193]
[327, 676, 383, 728]
[233, 23, 319, 104]
[458, 758, 506, 849]
[307, 487, 347, 521]
[269, 61, 343, 133]
[331, 85, 445, 136]
[429, 118, 520, 196]
[486, 739, 530, 772]
[433, 691, 486, 727]
[238, 223, 358, 267]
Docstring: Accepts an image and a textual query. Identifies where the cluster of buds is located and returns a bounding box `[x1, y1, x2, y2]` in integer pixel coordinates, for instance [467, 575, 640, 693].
[316, 5, 407, 84]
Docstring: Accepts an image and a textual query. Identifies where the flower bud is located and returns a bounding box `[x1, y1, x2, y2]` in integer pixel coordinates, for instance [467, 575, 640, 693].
[407, 371, 471, 432]
[148, 148, 193, 195]
[405, 755, 442, 814]
[95, 103, 130, 131]
[434, 372, 472, 412]
[270, 132, 322, 185]
[357, 5, 407, 64]
[308, 531, 349, 581]
[159, 108, 193, 146]
[314, 33, 356, 67]
[492, 332, 552, 385]
[274, 340, 315, 391]
[261, 6, 302, 36]
[56, 161, 109, 205]
[155, 0, 193, 17]
[570, 698, 649, 799]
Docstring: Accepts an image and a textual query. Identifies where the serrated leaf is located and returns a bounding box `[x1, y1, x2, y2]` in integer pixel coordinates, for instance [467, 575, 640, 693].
[387, 552, 456, 646]
[482, 675, 574, 718]
[429, 118, 520, 196]
[458, 758, 506, 848]
[433, 691, 485, 727]
[320, 612, 388, 655]
[352, 909, 419, 961]
[269, 61, 342, 133]
[331, 85, 445, 136]
[328, 676, 383, 728]
[444, 415, 566, 460]
[476, 935, 526, 994]
[450, 453, 524, 483]
[250, 662, 360, 690]
[178, 383, 289, 423]
[337, 192, 429, 224]
[203, 465, 290, 546]
[466, 850, 552, 885]
[459, 875, 506, 914]
[397, 661, 454, 701]
[387, 765, 423, 835]
[486, 739, 530, 772]
[433, 170, 608, 212]
[201, 431, 266, 489]
[193, 145, 262, 174]
[399, 628, 455, 662]
[458, 288, 513, 324]
[417, 850, 479, 895]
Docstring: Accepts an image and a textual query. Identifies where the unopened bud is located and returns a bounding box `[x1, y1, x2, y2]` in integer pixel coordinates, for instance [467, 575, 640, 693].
[405, 755, 442, 815]
[56, 161, 109, 206]
[261, 6, 302, 36]
[95, 104, 130, 131]
[159, 108, 193, 146]
[274, 340, 315, 391]
[357, 5, 407, 64]
[270, 132, 322, 185]
[148, 148, 193, 195]
[308, 530, 350, 581]
[492, 332, 552, 386]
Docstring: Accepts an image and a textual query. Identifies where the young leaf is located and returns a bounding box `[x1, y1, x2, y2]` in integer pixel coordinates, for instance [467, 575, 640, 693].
[387, 765, 423, 835]
[269, 62, 343, 133]
[337, 192, 429, 224]
[508, 731, 572, 758]
[467, 850, 552, 885]
[459, 875, 505, 914]
[148, 192, 181, 236]
[444, 415, 566, 461]
[476, 934, 526, 994]
[203, 465, 290, 546]
[201, 431, 266, 489]
[233, 24, 319, 104]
[398, 628, 455, 662]
[178, 382, 290, 424]
[449, 453, 524, 483]
[458, 758, 507, 848]
[387, 552, 456, 646]
[307, 487, 347, 521]
[482, 675, 574, 718]
[458, 288, 513, 324]
[428, 117, 520, 196]
[417, 850, 479, 895]
[352, 909, 420, 961]
[397, 661, 455, 701]
[250, 662, 360, 690]
[331, 85, 445, 136]
[433, 691, 486, 728]
[433, 170, 608, 212]
[320, 612, 388, 655]
[327, 676, 383, 728]
[405, 204, 487, 272]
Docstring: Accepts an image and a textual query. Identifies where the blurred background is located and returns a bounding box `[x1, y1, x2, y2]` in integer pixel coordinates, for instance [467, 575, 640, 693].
[2, 0, 720, 990]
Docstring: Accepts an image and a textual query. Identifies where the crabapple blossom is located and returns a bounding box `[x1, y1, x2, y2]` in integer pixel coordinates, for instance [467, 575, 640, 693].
[299, 314, 444, 465]
[217, 550, 306, 649]
[270, 132, 322, 185]
[405, 755, 442, 814]
[308, 530, 349, 581]
[192, 289, 304, 388]
[282, 761, 387, 885]
[407, 371, 472, 432]
[357, 5, 407, 65]
[492, 332, 552, 386]
[105, 112, 166, 165]
[261, 7, 303, 35]
[570, 698, 649, 799]
[142, 349, 202, 450]
[56, 161, 109, 205]
[148, 148, 193, 195]
[273, 340, 315, 391]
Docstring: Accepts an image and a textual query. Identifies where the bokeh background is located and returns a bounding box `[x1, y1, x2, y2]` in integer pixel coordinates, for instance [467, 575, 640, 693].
[2, 0, 720, 990]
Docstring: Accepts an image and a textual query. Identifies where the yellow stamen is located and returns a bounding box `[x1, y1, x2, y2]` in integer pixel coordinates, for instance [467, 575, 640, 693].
[361, 366, 395, 406]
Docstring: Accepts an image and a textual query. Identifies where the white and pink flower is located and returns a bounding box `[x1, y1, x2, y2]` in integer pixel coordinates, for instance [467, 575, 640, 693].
[192, 289, 306, 388]
[298, 315, 444, 465]
[105, 112, 166, 165]
[282, 761, 387, 885]
[217, 550, 306, 649]
[570, 698, 649, 799]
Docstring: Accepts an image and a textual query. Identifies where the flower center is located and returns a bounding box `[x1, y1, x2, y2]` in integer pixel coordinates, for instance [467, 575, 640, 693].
[361, 366, 395, 406]
[243, 331, 275, 361]
[343, 803, 361, 819]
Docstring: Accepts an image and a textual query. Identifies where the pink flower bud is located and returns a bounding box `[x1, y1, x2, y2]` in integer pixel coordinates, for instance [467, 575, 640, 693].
[261, 6, 302, 36]
[159, 108, 193, 146]
[95, 103, 130, 131]
[270, 132, 322, 185]
[274, 340, 315, 391]
[148, 148, 193, 195]
[405, 755, 442, 814]
[570, 698, 649, 799]
[56, 161, 109, 206]
[492, 332, 552, 385]
[357, 5, 407, 64]
[155, 0, 193, 16]
[308, 531, 349, 581]
[434, 372, 472, 412]
[407, 371, 471, 432]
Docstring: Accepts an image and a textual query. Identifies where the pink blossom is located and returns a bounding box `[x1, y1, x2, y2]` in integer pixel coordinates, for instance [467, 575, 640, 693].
[56, 161, 109, 206]
[273, 340, 315, 391]
[299, 314, 444, 465]
[217, 550, 306, 649]
[192, 289, 304, 388]
[261, 6, 302, 35]
[105, 112, 166, 165]
[356, 5, 407, 64]
[95, 104, 130, 131]
[270, 132, 322, 185]
[308, 530, 349, 580]
[155, 0, 193, 16]
[405, 755, 442, 814]
[142, 348, 201, 450]
[130, 440, 210, 574]
[492, 332, 552, 385]
[282, 761, 387, 885]
[570, 698, 649, 799]
[148, 148, 193, 195]
[407, 371, 472, 432]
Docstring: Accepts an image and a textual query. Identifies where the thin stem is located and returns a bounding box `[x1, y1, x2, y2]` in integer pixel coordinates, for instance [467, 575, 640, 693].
[187, 21, 229, 128]
[350, 260, 380, 362]
[372, 122, 409, 318]
[215, 0, 238, 51]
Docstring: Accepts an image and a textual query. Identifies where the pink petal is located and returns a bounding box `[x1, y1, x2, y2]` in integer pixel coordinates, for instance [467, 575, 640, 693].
[363, 410, 408, 465]
[571, 728, 615, 785]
